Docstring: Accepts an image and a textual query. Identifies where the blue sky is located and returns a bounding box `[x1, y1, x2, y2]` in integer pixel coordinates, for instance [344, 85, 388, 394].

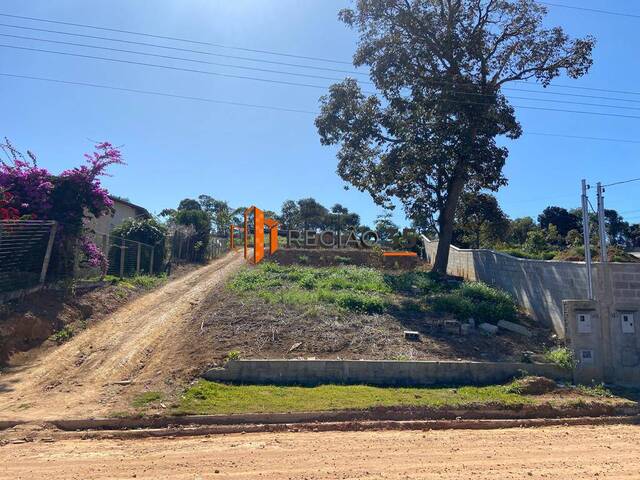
[1, 0, 639, 228]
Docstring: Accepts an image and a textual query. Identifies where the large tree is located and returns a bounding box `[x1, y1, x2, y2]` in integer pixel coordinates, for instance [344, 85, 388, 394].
[454, 192, 509, 249]
[315, 0, 594, 273]
[538, 206, 580, 237]
[297, 198, 330, 230]
[326, 203, 361, 232]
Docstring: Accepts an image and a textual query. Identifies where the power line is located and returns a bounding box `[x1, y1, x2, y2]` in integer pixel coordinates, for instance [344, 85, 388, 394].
[603, 177, 640, 188]
[4, 11, 640, 99]
[0, 72, 318, 114]
[0, 12, 354, 65]
[0, 43, 335, 91]
[525, 132, 640, 145]
[0, 32, 360, 85]
[0, 22, 369, 77]
[3, 14, 640, 99]
[4, 24, 640, 105]
[4, 71, 640, 145]
[6, 43, 640, 121]
[539, 1, 640, 20]
[6, 32, 640, 112]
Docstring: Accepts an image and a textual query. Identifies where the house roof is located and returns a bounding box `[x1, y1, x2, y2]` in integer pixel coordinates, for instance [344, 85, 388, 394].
[109, 195, 152, 219]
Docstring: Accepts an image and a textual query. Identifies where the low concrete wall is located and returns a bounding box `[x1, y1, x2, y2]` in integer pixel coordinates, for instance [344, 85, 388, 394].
[203, 360, 571, 387]
[421, 237, 640, 338]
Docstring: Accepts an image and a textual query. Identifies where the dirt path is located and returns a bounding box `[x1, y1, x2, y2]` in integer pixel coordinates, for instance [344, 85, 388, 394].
[0, 251, 245, 421]
[1, 424, 639, 479]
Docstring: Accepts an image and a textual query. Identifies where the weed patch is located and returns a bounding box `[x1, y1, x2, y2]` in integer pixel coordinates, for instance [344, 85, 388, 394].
[228, 263, 390, 314]
[51, 326, 74, 344]
[544, 347, 575, 370]
[132, 391, 163, 408]
[429, 282, 518, 324]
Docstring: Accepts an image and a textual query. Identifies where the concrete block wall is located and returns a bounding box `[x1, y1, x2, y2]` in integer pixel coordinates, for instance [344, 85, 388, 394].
[204, 359, 571, 387]
[422, 237, 640, 340]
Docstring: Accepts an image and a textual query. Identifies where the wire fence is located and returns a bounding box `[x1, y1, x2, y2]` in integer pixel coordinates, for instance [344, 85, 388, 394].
[0, 220, 57, 297]
[1, 220, 231, 302]
[78, 231, 164, 279]
[168, 230, 229, 263]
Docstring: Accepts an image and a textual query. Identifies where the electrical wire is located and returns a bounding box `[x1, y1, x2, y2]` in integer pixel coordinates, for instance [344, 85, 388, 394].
[6, 25, 640, 106]
[3, 12, 640, 99]
[0, 23, 369, 76]
[524, 132, 640, 145]
[539, 1, 640, 20]
[0, 72, 318, 114]
[6, 32, 640, 112]
[6, 43, 640, 120]
[0, 32, 359, 84]
[0, 12, 354, 65]
[603, 178, 640, 188]
[5, 71, 640, 145]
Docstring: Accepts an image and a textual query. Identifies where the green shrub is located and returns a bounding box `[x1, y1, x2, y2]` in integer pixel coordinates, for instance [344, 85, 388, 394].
[225, 350, 241, 363]
[431, 293, 474, 319]
[384, 271, 449, 295]
[577, 383, 613, 398]
[335, 292, 386, 314]
[52, 326, 74, 344]
[544, 347, 575, 370]
[430, 282, 518, 323]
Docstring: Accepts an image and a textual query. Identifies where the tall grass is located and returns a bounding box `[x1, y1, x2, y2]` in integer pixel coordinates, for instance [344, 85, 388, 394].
[229, 263, 390, 314]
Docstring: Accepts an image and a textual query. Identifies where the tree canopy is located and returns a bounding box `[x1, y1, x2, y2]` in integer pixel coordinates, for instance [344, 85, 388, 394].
[315, 0, 594, 273]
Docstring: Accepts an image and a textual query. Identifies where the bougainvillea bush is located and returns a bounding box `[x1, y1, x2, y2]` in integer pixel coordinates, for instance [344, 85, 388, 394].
[0, 138, 124, 275]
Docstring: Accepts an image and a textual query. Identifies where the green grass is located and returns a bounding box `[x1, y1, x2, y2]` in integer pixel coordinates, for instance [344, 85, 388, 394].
[429, 281, 519, 324]
[229, 262, 520, 320]
[176, 381, 530, 415]
[228, 263, 391, 314]
[577, 383, 613, 398]
[132, 391, 164, 408]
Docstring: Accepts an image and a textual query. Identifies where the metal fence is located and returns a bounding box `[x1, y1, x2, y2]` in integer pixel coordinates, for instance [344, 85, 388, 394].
[80, 231, 163, 278]
[168, 230, 229, 263]
[0, 220, 231, 302]
[0, 220, 57, 298]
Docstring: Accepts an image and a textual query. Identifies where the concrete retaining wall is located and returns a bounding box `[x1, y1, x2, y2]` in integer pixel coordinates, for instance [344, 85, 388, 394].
[422, 237, 640, 338]
[203, 360, 571, 387]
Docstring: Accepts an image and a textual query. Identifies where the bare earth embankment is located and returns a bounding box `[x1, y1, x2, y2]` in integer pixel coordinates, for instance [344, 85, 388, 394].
[2, 424, 640, 479]
[0, 251, 245, 421]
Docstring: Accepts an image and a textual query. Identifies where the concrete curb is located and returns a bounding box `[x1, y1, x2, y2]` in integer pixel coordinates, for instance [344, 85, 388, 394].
[38, 415, 640, 441]
[3, 402, 638, 433]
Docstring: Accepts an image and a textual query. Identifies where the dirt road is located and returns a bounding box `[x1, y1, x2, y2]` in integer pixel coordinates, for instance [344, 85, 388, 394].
[0, 251, 245, 420]
[2, 424, 639, 479]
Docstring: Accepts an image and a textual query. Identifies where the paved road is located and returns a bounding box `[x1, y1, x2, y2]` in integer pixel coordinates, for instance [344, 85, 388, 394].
[2, 424, 639, 479]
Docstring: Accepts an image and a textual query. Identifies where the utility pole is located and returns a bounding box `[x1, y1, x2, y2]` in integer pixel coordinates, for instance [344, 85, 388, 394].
[596, 182, 608, 264]
[581, 179, 594, 300]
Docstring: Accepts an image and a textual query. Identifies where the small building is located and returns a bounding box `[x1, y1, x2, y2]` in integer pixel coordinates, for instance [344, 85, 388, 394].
[88, 196, 151, 234]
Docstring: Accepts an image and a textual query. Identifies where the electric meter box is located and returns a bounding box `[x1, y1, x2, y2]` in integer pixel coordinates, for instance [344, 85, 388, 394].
[620, 312, 635, 334]
[577, 313, 592, 334]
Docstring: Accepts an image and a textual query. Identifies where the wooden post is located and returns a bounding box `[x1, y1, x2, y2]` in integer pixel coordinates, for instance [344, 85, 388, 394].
[136, 242, 141, 274]
[39, 222, 58, 284]
[149, 246, 155, 275]
[119, 238, 126, 278]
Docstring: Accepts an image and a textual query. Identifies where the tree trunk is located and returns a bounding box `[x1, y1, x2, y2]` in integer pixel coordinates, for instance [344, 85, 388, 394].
[433, 171, 466, 275]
